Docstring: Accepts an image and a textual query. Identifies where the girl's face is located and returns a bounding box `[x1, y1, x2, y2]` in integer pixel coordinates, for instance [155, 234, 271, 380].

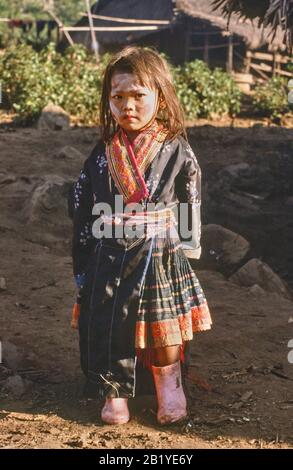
[109, 72, 158, 139]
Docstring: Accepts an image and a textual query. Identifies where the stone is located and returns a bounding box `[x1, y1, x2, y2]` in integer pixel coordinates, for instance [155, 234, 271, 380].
[1, 341, 23, 370]
[37, 103, 70, 131]
[229, 258, 290, 298]
[202, 224, 250, 266]
[0, 277, 7, 291]
[247, 284, 266, 295]
[2, 375, 27, 398]
[221, 162, 250, 179]
[280, 114, 293, 128]
[22, 175, 74, 223]
[56, 146, 85, 161]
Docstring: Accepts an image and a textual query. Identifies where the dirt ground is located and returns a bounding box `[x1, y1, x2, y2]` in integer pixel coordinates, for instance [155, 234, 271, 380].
[0, 115, 293, 449]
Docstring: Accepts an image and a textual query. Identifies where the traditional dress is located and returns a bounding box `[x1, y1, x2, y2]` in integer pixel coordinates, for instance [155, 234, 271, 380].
[72, 122, 212, 398]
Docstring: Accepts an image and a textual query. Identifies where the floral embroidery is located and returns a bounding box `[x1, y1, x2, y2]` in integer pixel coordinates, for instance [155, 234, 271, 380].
[79, 221, 93, 246]
[146, 172, 162, 197]
[162, 143, 171, 153]
[96, 154, 108, 174]
[198, 219, 202, 238]
[185, 144, 198, 160]
[74, 170, 87, 209]
[186, 181, 200, 204]
[75, 273, 85, 289]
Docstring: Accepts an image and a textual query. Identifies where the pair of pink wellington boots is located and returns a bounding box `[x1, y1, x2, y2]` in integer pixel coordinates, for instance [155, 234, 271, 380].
[101, 360, 187, 425]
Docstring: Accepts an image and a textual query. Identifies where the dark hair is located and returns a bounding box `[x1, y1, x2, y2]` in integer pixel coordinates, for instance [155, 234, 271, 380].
[100, 46, 186, 142]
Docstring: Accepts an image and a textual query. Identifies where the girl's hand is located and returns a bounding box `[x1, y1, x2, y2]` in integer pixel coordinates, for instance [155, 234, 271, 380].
[70, 287, 84, 329]
[71, 301, 80, 329]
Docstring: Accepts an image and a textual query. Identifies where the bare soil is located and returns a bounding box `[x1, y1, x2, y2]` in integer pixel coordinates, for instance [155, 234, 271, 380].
[0, 115, 293, 449]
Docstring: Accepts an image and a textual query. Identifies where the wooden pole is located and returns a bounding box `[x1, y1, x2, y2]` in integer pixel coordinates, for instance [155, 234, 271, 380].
[85, 0, 99, 62]
[272, 51, 277, 76]
[184, 26, 191, 63]
[44, 8, 74, 46]
[226, 33, 233, 73]
[80, 13, 171, 25]
[274, 53, 281, 76]
[244, 50, 252, 73]
[204, 32, 209, 65]
[62, 25, 167, 32]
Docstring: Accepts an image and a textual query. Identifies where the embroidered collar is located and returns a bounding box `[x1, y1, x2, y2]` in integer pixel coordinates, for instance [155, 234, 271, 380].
[106, 121, 168, 204]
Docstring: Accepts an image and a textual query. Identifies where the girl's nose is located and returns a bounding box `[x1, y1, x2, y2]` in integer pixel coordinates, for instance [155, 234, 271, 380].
[123, 98, 134, 111]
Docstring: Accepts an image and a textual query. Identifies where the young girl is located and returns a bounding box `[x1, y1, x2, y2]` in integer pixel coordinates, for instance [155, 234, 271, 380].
[71, 46, 212, 425]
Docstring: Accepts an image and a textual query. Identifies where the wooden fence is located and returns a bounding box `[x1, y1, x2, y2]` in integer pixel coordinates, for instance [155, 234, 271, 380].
[244, 50, 292, 80]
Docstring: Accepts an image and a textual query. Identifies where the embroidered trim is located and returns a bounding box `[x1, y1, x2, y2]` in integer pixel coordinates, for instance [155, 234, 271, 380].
[106, 121, 168, 204]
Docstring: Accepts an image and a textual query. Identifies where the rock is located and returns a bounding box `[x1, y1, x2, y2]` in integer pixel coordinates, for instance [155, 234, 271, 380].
[0, 365, 11, 381]
[207, 162, 268, 218]
[240, 391, 253, 402]
[280, 113, 293, 128]
[0, 172, 17, 185]
[56, 146, 85, 161]
[247, 284, 266, 295]
[220, 162, 250, 179]
[212, 161, 279, 206]
[82, 128, 102, 143]
[37, 103, 70, 131]
[202, 224, 250, 266]
[221, 191, 261, 211]
[2, 374, 27, 398]
[0, 277, 7, 291]
[229, 258, 290, 298]
[22, 175, 74, 223]
[1, 341, 24, 370]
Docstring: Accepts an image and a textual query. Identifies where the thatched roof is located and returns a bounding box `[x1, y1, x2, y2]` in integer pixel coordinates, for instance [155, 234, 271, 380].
[69, 0, 174, 47]
[177, 0, 287, 50]
[61, 0, 288, 52]
[211, 0, 293, 52]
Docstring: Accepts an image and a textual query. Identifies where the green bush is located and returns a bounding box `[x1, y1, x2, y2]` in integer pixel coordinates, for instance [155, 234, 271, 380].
[0, 43, 47, 119]
[253, 77, 290, 119]
[55, 45, 104, 125]
[174, 60, 242, 120]
[0, 43, 106, 124]
[0, 45, 242, 124]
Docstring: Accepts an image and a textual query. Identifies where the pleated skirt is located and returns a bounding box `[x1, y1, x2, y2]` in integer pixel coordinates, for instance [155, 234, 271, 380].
[135, 227, 212, 351]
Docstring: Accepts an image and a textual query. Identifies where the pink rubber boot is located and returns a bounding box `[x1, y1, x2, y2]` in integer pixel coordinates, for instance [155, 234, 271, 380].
[152, 360, 187, 425]
[101, 398, 130, 425]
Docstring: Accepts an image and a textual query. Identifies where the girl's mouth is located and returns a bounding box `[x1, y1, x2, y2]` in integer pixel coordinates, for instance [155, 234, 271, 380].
[123, 115, 137, 121]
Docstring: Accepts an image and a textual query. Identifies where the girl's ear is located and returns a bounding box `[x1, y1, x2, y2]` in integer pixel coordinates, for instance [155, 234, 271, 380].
[158, 91, 166, 109]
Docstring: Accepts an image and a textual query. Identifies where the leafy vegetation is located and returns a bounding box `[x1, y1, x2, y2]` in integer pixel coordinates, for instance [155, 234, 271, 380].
[0, 1, 86, 49]
[0, 43, 109, 124]
[174, 60, 242, 120]
[0, 43, 245, 125]
[0, 1, 85, 24]
[1, 43, 291, 125]
[253, 77, 291, 119]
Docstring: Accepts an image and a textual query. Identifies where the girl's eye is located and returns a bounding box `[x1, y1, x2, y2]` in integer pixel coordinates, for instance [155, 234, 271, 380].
[136, 93, 145, 98]
[112, 95, 122, 100]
